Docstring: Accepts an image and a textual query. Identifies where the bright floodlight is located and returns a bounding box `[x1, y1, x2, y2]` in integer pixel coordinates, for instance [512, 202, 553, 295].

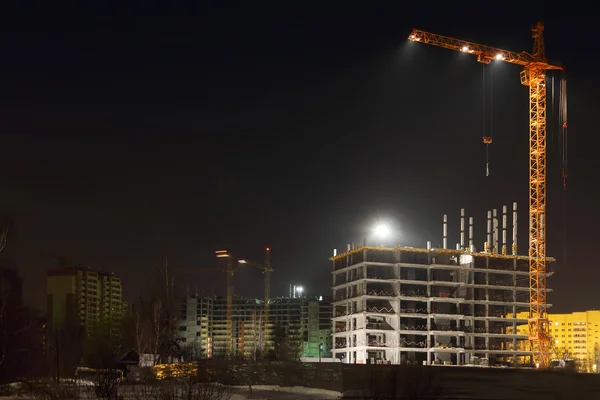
[296, 286, 304, 293]
[238, 259, 247, 264]
[373, 223, 391, 238]
[215, 250, 229, 258]
[495, 53, 505, 60]
[461, 45, 469, 52]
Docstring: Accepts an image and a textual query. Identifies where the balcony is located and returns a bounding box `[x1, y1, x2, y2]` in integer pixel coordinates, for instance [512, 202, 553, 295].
[367, 289, 397, 297]
[366, 306, 394, 314]
[399, 323, 428, 332]
[399, 307, 428, 315]
[365, 317, 395, 331]
[400, 340, 427, 348]
[399, 288, 427, 298]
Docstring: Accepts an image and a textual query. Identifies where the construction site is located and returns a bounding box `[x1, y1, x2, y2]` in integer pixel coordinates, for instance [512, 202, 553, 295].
[331, 203, 554, 367]
[176, 294, 332, 360]
[331, 20, 568, 370]
[181, 21, 568, 372]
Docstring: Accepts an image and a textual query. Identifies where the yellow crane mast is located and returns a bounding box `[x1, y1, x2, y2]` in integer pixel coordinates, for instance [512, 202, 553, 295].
[408, 22, 563, 368]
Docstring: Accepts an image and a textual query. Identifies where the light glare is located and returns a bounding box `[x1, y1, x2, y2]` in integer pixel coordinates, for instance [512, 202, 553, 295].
[373, 223, 391, 238]
[495, 53, 505, 60]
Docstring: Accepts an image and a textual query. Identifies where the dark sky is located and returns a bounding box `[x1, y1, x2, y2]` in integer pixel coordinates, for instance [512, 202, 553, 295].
[0, 4, 596, 313]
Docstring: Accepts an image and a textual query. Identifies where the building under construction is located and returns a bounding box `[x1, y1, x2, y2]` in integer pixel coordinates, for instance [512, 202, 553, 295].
[331, 203, 554, 366]
[177, 295, 312, 360]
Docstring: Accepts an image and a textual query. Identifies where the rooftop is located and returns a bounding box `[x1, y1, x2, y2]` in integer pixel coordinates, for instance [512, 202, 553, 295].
[330, 245, 556, 262]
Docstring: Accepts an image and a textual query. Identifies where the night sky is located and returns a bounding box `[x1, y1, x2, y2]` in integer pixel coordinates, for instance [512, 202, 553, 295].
[0, 5, 596, 313]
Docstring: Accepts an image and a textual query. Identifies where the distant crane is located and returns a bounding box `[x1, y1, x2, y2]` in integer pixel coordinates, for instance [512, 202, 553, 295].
[408, 21, 566, 368]
[216, 248, 273, 358]
[238, 248, 273, 341]
[180, 248, 273, 359]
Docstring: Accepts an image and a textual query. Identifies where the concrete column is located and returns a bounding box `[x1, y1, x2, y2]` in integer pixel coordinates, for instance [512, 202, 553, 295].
[426, 268, 431, 297]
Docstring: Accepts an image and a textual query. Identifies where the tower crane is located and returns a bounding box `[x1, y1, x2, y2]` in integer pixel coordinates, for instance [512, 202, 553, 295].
[214, 248, 272, 358]
[175, 248, 274, 359]
[408, 22, 564, 368]
[238, 248, 274, 342]
[214, 250, 236, 358]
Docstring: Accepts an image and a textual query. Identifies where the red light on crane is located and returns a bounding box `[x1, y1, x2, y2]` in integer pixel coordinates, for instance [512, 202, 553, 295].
[266, 247, 270, 251]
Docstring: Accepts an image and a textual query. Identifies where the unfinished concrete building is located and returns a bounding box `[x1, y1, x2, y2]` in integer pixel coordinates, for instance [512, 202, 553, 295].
[331, 203, 554, 366]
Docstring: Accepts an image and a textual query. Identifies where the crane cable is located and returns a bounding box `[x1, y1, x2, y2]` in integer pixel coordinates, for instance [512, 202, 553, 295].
[559, 77, 568, 267]
[559, 78, 568, 191]
[490, 65, 493, 174]
[482, 64, 493, 176]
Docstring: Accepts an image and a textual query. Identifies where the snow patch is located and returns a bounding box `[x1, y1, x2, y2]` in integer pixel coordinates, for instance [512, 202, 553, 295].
[232, 385, 341, 398]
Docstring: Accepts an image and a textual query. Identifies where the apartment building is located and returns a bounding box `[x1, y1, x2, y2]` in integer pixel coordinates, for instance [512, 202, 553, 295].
[176, 295, 213, 359]
[176, 295, 306, 360]
[46, 266, 124, 338]
[301, 297, 333, 358]
[515, 310, 600, 372]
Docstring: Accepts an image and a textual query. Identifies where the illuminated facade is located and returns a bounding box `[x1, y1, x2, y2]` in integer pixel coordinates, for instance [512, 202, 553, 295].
[176, 295, 307, 360]
[301, 297, 333, 358]
[515, 310, 600, 372]
[177, 295, 213, 359]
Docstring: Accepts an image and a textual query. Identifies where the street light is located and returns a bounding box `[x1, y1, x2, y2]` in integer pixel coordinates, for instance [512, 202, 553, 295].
[319, 343, 323, 362]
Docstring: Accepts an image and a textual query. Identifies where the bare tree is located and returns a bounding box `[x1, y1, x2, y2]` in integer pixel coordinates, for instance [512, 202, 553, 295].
[0, 222, 12, 369]
[134, 304, 147, 356]
[131, 373, 234, 400]
[92, 369, 122, 400]
[271, 322, 302, 362]
[181, 340, 203, 362]
[0, 273, 9, 369]
[23, 377, 81, 400]
[151, 300, 162, 357]
[251, 311, 265, 361]
[125, 294, 175, 365]
[120, 257, 180, 366]
[552, 344, 571, 361]
[0, 222, 8, 254]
